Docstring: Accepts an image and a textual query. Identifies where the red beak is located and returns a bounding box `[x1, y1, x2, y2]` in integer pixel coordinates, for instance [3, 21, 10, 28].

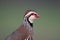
[35, 14, 40, 18]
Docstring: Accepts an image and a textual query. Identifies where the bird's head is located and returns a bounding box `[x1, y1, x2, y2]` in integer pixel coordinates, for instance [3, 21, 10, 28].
[24, 10, 40, 23]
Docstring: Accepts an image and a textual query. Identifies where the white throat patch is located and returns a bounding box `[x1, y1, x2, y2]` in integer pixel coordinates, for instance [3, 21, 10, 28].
[29, 15, 36, 23]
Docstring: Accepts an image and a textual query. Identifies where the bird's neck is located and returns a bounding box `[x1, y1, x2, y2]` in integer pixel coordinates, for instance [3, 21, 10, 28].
[23, 16, 33, 27]
[27, 17, 33, 27]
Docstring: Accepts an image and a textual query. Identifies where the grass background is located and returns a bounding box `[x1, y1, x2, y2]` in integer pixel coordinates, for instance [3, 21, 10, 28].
[0, 0, 60, 40]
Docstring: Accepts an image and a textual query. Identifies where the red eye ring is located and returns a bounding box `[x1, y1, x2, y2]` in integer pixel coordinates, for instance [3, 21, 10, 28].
[30, 13, 40, 18]
[31, 13, 36, 15]
[34, 14, 40, 18]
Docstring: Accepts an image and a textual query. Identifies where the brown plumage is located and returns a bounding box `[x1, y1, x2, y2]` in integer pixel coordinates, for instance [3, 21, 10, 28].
[5, 10, 40, 40]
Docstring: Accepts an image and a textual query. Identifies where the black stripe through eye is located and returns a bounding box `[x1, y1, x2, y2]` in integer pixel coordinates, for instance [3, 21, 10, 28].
[31, 13, 37, 16]
[31, 13, 34, 15]
[28, 13, 34, 17]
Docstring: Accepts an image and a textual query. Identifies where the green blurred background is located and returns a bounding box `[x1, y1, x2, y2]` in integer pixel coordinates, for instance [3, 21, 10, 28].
[0, 0, 60, 40]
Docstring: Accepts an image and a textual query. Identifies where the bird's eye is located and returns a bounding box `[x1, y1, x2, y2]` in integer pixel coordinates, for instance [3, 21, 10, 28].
[31, 13, 34, 15]
[30, 13, 37, 17]
[34, 14, 36, 15]
[31, 13, 36, 15]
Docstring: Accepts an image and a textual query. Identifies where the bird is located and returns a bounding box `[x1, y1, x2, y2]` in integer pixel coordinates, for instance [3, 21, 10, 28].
[5, 10, 40, 40]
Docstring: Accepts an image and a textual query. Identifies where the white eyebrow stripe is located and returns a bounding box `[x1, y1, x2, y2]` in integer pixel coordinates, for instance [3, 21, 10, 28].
[25, 11, 37, 17]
